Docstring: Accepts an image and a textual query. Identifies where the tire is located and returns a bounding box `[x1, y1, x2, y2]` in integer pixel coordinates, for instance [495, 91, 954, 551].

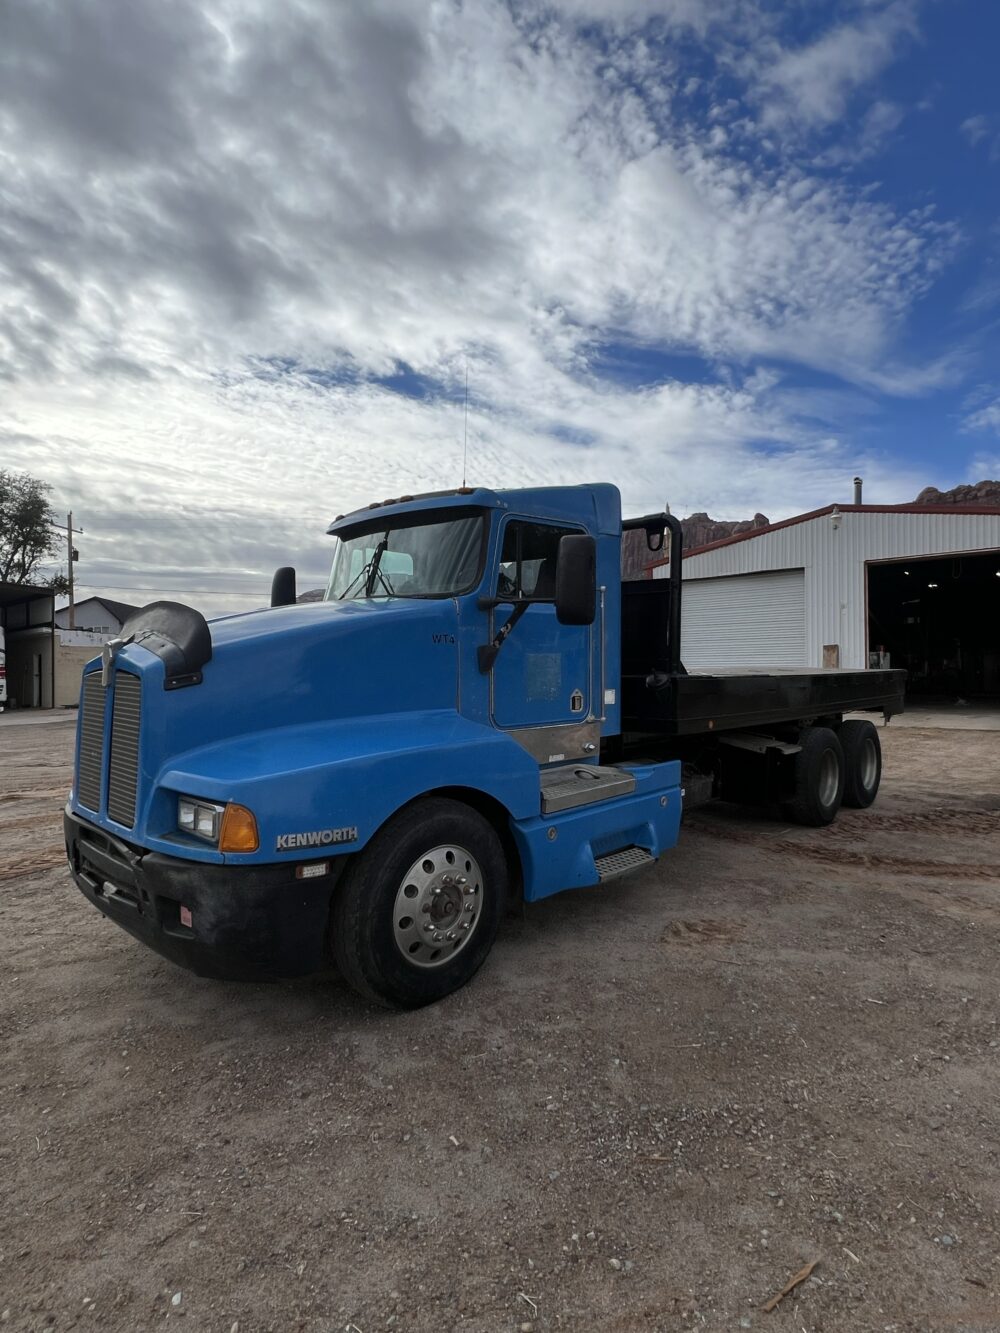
[839, 719, 882, 808]
[331, 797, 507, 1009]
[781, 726, 845, 827]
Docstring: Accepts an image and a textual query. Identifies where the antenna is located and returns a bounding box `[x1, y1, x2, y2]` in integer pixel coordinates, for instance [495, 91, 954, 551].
[462, 360, 469, 488]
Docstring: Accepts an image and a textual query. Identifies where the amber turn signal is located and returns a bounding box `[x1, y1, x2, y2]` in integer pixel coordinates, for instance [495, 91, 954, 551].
[219, 802, 259, 853]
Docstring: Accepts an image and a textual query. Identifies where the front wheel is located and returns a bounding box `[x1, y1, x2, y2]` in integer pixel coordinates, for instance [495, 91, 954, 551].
[331, 797, 508, 1008]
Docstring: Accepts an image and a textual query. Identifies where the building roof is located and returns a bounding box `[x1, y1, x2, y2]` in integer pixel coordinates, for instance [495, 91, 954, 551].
[62, 595, 141, 624]
[92, 595, 141, 623]
[648, 503, 1000, 568]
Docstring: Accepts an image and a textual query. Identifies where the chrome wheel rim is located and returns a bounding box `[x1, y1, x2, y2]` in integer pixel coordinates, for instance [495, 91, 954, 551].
[859, 737, 878, 792]
[392, 844, 483, 969]
[818, 750, 840, 807]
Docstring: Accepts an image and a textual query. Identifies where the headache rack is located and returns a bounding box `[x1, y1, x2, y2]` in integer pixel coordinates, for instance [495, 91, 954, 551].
[618, 511, 906, 738]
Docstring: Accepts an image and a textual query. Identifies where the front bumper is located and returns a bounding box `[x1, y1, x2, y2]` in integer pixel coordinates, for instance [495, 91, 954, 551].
[64, 808, 342, 981]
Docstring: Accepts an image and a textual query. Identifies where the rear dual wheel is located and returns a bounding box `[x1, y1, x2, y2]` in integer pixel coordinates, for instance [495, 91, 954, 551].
[781, 726, 845, 827]
[840, 719, 882, 808]
[331, 797, 507, 1009]
[781, 721, 883, 826]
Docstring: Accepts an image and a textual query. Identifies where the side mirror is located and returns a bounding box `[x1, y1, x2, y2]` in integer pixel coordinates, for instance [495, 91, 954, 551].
[555, 534, 596, 626]
[270, 566, 297, 607]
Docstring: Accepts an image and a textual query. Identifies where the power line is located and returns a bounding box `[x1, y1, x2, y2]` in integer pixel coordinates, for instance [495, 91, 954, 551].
[77, 578, 327, 597]
[76, 581, 275, 599]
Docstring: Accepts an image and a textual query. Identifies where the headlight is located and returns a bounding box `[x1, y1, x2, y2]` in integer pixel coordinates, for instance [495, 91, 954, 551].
[177, 797, 259, 852]
[178, 797, 225, 843]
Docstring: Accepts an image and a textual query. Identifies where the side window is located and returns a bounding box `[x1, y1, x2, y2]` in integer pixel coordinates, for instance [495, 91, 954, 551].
[498, 521, 577, 601]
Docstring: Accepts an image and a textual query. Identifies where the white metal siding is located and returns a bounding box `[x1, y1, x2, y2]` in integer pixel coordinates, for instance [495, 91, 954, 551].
[681, 570, 805, 668]
[652, 510, 1000, 669]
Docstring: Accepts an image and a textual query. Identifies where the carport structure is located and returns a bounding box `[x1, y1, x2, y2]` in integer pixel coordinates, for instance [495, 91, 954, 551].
[0, 582, 56, 709]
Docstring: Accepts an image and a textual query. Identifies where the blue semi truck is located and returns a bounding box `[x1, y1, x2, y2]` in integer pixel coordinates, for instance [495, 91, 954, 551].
[64, 484, 904, 1007]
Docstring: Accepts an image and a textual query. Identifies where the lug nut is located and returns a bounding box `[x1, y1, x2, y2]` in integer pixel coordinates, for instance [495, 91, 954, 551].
[446, 931, 456, 941]
[441, 874, 452, 886]
[433, 932, 444, 943]
[455, 875, 467, 886]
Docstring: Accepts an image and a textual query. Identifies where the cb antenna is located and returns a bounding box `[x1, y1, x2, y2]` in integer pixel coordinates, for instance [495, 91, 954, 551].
[462, 359, 469, 488]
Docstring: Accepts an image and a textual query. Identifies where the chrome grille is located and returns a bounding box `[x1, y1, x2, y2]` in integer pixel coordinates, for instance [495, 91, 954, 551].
[107, 673, 141, 828]
[77, 672, 106, 811]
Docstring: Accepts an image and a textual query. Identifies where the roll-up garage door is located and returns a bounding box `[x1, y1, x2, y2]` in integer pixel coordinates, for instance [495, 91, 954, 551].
[680, 569, 806, 669]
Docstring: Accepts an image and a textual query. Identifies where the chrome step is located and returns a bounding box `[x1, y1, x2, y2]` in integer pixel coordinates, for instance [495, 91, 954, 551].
[539, 764, 637, 814]
[594, 845, 655, 882]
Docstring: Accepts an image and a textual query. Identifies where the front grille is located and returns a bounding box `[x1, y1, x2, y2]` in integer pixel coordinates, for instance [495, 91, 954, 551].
[107, 673, 142, 828]
[77, 673, 106, 811]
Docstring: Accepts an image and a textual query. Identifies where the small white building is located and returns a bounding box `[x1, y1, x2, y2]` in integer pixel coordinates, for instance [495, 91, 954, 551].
[649, 503, 1000, 697]
[54, 596, 139, 636]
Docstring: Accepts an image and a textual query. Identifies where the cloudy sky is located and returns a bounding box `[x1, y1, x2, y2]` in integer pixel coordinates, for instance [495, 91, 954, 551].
[2, 0, 999, 614]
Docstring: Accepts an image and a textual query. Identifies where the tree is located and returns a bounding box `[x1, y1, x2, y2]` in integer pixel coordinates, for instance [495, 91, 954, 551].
[0, 469, 63, 588]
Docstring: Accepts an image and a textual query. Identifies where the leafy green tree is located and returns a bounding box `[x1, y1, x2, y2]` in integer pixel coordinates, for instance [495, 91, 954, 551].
[0, 469, 65, 588]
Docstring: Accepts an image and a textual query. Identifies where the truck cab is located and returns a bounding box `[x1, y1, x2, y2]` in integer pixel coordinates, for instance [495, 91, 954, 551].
[64, 484, 684, 1006]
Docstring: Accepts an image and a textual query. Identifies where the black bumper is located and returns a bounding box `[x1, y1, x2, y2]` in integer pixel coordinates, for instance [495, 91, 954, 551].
[64, 808, 342, 981]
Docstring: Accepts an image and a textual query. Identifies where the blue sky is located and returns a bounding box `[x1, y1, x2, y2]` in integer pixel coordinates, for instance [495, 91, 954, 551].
[566, 0, 1000, 482]
[1, 0, 998, 611]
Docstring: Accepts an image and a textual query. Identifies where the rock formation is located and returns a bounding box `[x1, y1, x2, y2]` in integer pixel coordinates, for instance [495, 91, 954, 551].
[913, 479, 1000, 506]
[622, 509, 770, 578]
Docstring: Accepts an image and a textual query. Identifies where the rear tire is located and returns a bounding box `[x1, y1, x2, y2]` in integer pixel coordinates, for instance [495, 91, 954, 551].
[331, 797, 507, 1009]
[781, 726, 845, 827]
[840, 719, 882, 808]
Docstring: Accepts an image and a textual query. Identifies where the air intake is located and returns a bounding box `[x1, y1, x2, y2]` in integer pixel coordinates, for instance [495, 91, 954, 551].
[77, 672, 106, 811]
[107, 673, 142, 828]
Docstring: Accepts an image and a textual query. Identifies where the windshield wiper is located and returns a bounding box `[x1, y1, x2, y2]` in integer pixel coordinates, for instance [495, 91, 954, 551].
[364, 536, 394, 597]
[337, 564, 370, 600]
[338, 533, 396, 600]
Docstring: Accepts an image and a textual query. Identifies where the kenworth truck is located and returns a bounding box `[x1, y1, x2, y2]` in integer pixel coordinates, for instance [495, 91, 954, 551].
[65, 484, 904, 1007]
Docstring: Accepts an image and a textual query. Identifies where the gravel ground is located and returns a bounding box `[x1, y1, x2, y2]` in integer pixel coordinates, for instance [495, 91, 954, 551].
[1, 716, 999, 1332]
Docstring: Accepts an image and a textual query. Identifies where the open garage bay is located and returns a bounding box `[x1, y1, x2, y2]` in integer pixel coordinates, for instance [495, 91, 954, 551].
[869, 552, 1000, 699]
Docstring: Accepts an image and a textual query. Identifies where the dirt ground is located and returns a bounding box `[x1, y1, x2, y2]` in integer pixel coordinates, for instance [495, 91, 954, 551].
[1, 717, 999, 1333]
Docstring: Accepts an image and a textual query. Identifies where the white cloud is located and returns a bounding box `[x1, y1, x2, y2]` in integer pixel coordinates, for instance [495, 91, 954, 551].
[751, 1, 917, 130]
[0, 0, 961, 612]
[961, 114, 990, 147]
[964, 397, 1000, 435]
[960, 113, 1000, 161]
[815, 98, 905, 166]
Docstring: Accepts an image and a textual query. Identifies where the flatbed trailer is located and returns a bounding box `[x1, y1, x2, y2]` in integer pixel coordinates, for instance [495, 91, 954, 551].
[65, 483, 904, 1007]
[638, 666, 903, 736]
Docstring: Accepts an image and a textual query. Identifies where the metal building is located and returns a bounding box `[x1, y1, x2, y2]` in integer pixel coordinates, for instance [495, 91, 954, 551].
[649, 503, 1000, 697]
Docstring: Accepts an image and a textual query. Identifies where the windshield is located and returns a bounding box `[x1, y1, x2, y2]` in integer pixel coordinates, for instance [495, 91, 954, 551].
[325, 511, 485, 601]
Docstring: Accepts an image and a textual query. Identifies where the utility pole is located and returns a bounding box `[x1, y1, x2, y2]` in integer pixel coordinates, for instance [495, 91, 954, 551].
[52, 514, 83, 628]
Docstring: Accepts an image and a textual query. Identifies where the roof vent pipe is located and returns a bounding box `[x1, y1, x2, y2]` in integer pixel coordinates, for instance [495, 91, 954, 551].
[853, 476, 863, 504]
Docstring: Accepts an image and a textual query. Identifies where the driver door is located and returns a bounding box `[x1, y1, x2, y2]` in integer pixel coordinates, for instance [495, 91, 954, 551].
[489, 519, 593, 743]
